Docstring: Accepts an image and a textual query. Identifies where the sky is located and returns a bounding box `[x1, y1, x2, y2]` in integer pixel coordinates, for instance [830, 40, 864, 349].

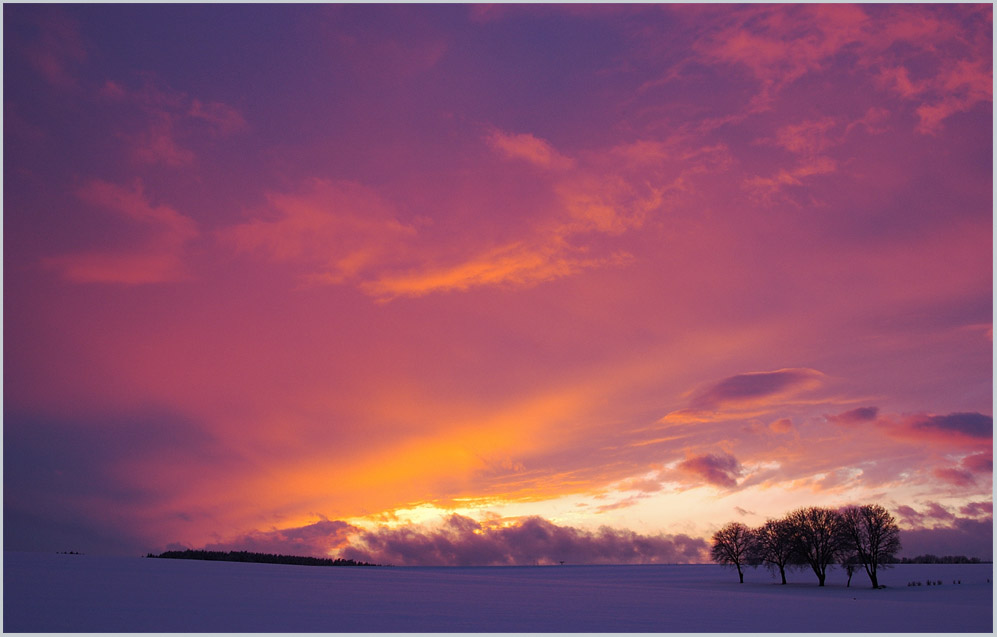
[3, 3, 993, 565]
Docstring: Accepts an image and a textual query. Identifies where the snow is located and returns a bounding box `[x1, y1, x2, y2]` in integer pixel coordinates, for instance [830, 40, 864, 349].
[3, 551, 992, 632]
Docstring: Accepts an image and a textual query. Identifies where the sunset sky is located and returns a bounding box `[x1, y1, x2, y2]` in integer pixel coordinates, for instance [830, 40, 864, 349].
[4, 4, 993, 565]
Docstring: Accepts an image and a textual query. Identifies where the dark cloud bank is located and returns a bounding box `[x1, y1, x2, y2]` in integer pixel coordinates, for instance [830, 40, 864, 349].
[203, 507, 993, 566]
[342, 515, 709, 566]
[207, 515, 709, 566]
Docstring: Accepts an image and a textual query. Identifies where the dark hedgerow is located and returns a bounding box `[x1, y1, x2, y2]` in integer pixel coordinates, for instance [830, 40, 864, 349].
[146, 549, 380, 567]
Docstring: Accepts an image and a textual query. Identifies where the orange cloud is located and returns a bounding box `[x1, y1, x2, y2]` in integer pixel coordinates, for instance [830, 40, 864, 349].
[362, 240, 630, 300]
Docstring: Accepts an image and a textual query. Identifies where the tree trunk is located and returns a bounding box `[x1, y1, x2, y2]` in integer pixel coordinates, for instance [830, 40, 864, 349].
[738, 567, 744, 583]
[779, 566, 786, 585]
[869, 570, 879, 589]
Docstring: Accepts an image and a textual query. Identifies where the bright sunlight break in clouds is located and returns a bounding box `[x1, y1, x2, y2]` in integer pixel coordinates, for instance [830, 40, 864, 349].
[4, 4, 992, 564]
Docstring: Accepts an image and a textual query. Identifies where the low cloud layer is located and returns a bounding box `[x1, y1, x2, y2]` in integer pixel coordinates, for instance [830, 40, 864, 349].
[340, 515, 708, 566]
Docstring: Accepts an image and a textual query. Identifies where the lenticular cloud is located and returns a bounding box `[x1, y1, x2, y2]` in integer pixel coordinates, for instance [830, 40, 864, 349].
[339, 514, 709, 566]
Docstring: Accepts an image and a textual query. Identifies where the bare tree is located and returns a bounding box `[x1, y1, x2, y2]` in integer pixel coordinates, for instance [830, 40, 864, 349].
[750, 518, 796, 584]
[839, 504, 901, 588]
[711, 522, 754, 583]
[785, 507, 847, 586]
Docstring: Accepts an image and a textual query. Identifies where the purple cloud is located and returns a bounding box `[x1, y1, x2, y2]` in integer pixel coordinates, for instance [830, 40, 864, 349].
[924, 502, 956, 522]
[899, 516, 993, 561]
[827, 406, 879, 425]
[676, 453, 742, 488]
[205, 519, 358, 557]
[689, 368, 822, 411]
[912, 412, 993, 439]
[959, 501, 993, 517]
[339, 514, 708, 566]
[895, 505, 924, 526]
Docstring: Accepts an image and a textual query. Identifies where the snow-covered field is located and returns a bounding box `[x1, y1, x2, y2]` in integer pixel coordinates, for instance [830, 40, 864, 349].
[3, 551, 992, 632]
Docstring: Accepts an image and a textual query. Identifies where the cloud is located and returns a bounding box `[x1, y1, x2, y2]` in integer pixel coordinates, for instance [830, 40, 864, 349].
[21, 9, 87, 88]
[132, 114, 196, 166]
[224, 178, 417, 285]
[692, 4, 870, 105]
[205, 519, 358, 557]
[899, 516, 993, 561]
[745, 156, 837, 198]
[487, 130, 574, 170]
[961, 451, 992, 473]
[827, 406, 879, 425]
[682, 4, 990, 138]
[773, 118, 838, 155]
[675, 453, 742, 489]
[100, 76, 246, 166]
[690, 368, 823, 412]
[932, 467, 976, 487]
[361, 240, 629, 300]
[43, 180, 199, 284]
[661, 368, 826, 426]
[895, 505, 924, 526]
[339, 514, 708, 566]
[959, 501, 993, 518]
[910, 413, 992, 440]
[884, 57, 993, 135]
[188, 99, 247, 136]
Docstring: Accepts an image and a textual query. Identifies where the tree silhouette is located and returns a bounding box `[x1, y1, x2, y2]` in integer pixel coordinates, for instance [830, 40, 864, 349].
[839, 504, 901, 588]
[785, 507, 847, 586]
[710, 522, 754, 583]
[750, 518, 796, 584]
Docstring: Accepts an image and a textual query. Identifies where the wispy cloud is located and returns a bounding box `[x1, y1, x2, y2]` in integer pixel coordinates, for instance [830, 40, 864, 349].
[486, 130, 574, 170]
[19, 9, 87, 88]
[44, 180, 199, 284]
[224, 178, 416, 285]
[663, 368, 825, 423]
[100, 76, 246, 166]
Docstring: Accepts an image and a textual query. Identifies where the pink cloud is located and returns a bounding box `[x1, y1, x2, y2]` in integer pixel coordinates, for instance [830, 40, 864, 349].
[487, 130, 574, 170]
[132, 115, 195, 166]
[932, 467, 976, 487]
[44, 180, 199, 284]
[224, 178, 416, 285]
[961, 451, 992, 473]
[99, 76, 247, 166]
[773, 118, 838, 154]
[690, 4, 990, 133]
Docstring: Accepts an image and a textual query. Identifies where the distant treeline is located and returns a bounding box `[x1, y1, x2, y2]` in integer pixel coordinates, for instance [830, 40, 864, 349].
[898, 554, 990, 564]
[146, 549, 379, 567]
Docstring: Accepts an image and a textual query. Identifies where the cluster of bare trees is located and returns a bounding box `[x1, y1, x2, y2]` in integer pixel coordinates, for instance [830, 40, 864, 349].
[710, 504, 901, 589]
